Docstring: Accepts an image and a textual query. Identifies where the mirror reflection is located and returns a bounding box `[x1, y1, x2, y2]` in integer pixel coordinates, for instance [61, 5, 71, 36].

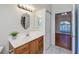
[21, 13, 30, 30]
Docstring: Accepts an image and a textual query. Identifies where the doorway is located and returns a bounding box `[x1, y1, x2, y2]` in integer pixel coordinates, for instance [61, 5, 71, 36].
[55, 11, 72, 50]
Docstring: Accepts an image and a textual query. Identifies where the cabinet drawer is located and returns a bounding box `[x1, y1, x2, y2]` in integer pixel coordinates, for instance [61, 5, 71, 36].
[23, 50, 30, 54]
[14, 43, 29, 54]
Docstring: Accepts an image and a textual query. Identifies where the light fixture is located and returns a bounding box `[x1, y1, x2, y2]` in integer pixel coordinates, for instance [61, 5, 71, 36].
[61, 12, 67, 15]
[64, 12, 67, 15]
[17, 4, 35, 12]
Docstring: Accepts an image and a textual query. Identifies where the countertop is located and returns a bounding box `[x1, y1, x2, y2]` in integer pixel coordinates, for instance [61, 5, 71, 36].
[56, 32, 72, 35]
[8, 31, 44, 48]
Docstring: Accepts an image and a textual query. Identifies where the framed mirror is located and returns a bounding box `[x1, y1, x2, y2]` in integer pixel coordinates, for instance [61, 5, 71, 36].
[21, 13, 30, 30]
[60, 21, 70, 33]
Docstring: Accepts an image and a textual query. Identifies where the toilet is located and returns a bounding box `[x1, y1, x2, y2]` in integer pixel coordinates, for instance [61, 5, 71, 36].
[0, 45, 4, 53]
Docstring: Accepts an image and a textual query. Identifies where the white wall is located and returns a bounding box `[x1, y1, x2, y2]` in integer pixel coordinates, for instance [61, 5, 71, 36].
[0, 4, 35, 53]
[51, 4, 74, 53]
[0, 4, 52, 53]
[32, 4, 52, 12]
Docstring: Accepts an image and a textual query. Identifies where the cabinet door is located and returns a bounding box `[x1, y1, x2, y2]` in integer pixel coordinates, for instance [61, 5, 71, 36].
[55, 33, 60, 46]
[38, 36, 43, 54]
[29, 39, 39, 54]
[14, 43, 30, 54]
[55, 33, 72, 50]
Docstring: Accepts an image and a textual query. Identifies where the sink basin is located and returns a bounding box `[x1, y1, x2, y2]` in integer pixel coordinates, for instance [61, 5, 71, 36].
[17, 31, 39, 38]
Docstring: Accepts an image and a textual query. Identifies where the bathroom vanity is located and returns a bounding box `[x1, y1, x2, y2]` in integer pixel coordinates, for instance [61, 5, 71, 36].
[8, 9, 51, 54]
[13, 36, 43, 54]
[8, 31, 44, 54]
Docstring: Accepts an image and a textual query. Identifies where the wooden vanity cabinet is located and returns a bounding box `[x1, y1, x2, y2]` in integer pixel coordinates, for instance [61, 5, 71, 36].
[13, 36, 43, 54]
[55, 33, 72, 50]
[29, 38, 39, 54]
[37, 36, 43, 54]
[14, 43, 30, 54]
[29, 36, 43, 54]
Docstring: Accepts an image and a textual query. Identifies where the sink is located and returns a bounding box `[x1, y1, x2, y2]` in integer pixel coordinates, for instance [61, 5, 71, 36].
[17, 33, 30, 39]
[8, 30, 44, 48]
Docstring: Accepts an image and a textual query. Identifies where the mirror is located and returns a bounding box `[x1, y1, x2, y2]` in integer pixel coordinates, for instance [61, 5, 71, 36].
[60, 21, 70, 33]
[21, 13, 30, 30]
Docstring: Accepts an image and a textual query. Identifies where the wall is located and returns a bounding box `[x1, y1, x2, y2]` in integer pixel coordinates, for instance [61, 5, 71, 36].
[51, 4, 75, 53]
[0, 4, 52, 53]
[32, 4, 52, 12]
[0, 4, 34, 53]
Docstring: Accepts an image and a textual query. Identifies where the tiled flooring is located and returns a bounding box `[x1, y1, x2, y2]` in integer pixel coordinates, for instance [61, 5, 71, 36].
[44, 45, 72, 54]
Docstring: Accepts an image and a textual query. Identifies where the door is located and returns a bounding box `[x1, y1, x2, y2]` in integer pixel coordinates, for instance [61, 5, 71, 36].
[45, 11, 51, 50]
[55, 11, 72, 50]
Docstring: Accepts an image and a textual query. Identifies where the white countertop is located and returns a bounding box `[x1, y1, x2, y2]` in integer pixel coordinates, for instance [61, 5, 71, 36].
[8, 31, 44, 48]
[56, 32, 71, 35]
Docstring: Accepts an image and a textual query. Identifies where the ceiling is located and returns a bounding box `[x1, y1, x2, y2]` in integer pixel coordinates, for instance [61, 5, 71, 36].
[31, 4, 52, 12]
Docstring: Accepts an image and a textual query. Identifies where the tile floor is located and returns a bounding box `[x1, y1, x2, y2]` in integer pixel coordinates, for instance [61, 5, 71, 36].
[44, 45, 72, 54]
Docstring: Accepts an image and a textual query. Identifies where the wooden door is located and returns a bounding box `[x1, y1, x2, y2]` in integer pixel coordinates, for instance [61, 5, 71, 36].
[55, 11, 72, 50]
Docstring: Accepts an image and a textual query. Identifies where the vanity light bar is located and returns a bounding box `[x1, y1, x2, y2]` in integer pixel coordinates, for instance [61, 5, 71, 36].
[17, 4, 34, 12]
[61, 12, 67, 15]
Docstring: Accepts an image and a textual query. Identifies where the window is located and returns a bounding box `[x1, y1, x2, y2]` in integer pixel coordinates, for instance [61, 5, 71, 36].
[60, 21, 70, 33]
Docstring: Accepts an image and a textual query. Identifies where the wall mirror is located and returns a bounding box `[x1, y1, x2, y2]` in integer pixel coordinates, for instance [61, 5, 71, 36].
[21, 13, 30, 30]
[60, 21, 70, 33]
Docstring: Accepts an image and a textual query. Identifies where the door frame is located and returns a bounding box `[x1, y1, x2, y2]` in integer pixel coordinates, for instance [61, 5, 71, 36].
[55, 11, 73, 53]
